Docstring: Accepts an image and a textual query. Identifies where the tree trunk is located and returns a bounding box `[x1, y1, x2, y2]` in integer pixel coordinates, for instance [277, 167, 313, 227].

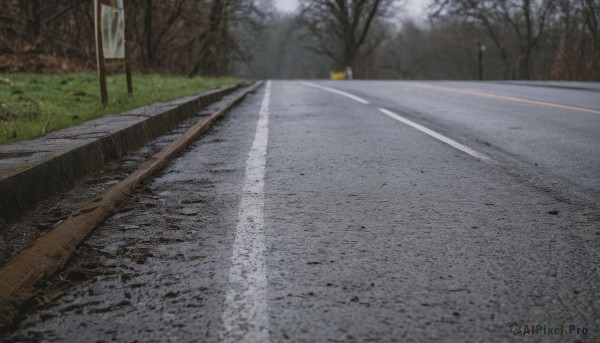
[517, 49, 531, 80]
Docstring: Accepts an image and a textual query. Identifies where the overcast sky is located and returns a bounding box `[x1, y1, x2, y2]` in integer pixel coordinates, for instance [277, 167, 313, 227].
[273, 0, 431, 18]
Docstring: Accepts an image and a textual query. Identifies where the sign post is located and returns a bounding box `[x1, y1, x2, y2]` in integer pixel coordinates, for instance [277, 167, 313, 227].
[345, 66, 353, 81]
[94, 0, 108, 103]
[94, 0, 132, 104]
[478, 43, 486, 81]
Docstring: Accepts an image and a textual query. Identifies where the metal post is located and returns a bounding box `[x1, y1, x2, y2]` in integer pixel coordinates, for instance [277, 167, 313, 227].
[122, 2, 133, 95]
[478, 43, 486, 81]
[125, 60, 133, 94]
[94, 0, 108, 103]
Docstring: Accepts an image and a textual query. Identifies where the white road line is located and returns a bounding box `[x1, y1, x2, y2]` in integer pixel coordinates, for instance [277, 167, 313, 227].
[301, 81, 370, 104]
[302, 80, 493, 163]
[220, 81, 271, 343]
[379, 108, 494, 163]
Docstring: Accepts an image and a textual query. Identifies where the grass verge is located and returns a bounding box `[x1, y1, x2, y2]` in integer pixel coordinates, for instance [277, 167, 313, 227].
[0, 73, 238, 145]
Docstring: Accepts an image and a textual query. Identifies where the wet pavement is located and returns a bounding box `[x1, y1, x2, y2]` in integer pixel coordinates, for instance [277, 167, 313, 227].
[328, 80, 600, 195]
[2, 81, 600, 342]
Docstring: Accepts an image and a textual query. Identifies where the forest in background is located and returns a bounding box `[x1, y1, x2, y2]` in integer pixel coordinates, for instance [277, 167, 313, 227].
[0, 0, 267, 76]
[1, 0, 599, 80]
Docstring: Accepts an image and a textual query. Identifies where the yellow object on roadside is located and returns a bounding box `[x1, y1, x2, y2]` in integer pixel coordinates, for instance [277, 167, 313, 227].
[330, 71, 347, 80]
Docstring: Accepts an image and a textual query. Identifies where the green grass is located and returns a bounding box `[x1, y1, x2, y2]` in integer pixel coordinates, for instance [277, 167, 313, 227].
[0, 73, 238, 145]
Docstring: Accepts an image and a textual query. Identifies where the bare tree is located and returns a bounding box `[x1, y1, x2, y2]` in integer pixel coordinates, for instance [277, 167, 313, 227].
[235, 13, 331, 79]
[548, 0, 600, 79]
[0, 0, 268, 76]
[189, 0, 265, 76]
[430, 0, 556, 79]
[502, 0, 555, 79]
[375, 19, 492, 80]
[298, 0, 397, 77]
[582, 0, 599, 50]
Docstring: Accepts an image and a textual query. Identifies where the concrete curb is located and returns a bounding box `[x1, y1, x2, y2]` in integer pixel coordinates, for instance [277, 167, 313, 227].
[0, 81, 264, 330]
[0, 84, 243, 225]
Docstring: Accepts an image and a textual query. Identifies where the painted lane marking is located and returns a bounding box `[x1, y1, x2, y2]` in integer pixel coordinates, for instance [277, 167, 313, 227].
[220, 81, 271, 343]
[301, 80, 493, 163]
[418, 83, 600, 116]
[379, 108, 494, 163]
[301, 81, 370, 104]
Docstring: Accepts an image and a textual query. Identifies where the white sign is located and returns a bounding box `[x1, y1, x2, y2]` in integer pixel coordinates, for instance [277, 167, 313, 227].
[101, 4, 125, 59]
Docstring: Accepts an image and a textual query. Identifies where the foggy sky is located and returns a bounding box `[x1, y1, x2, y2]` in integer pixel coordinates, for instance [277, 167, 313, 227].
[273, 0, 431, 17]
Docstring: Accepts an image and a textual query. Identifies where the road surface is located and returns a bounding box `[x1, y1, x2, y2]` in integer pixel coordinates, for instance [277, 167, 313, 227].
[4, 81, 600, 342]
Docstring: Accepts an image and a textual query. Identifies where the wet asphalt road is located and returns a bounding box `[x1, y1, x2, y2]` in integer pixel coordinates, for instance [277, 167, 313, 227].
[4, 81, 600, 342]
[327, 81, 600, 195]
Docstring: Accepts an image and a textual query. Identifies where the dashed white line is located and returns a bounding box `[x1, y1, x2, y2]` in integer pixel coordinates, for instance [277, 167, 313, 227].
[301, 81, 370, 104]
[220, 81, 271, 343]
[379, 108, 494, 163]
[300, 81, 493, 163]
[302, 81, 496, 163]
